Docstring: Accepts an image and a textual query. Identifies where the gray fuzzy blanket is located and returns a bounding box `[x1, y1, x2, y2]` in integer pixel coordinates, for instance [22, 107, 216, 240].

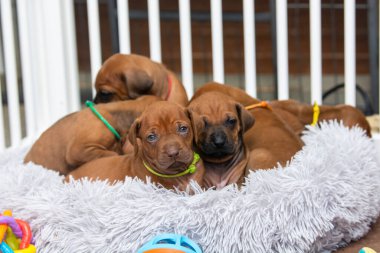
[0, 121, 379, 253]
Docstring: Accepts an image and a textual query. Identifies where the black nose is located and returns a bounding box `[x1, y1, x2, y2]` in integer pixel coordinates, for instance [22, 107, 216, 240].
[211, 131, 227, 147]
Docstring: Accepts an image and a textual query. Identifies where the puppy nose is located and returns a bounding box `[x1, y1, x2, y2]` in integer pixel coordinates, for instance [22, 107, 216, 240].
[166, 146, 180, 158]
[211, 132, 227, 147]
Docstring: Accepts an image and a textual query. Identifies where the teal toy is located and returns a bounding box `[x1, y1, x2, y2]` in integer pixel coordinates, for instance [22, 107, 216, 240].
[137, 233, 202, 253]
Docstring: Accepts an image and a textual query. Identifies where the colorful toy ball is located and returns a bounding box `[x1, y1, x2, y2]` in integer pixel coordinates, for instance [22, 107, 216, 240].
[359, 247, 377, 253]
[137, 233, 202, 253]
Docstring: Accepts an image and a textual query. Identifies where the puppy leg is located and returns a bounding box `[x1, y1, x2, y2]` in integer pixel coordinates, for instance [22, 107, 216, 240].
[247, 148, 278, 171]
[66, 145, 120, 171]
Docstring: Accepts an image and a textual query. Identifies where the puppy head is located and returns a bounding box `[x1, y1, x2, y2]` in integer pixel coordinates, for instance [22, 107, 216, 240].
[187, 92, 254, 163]
[94, 54, 154, 103]
[128, 101, 195, 174]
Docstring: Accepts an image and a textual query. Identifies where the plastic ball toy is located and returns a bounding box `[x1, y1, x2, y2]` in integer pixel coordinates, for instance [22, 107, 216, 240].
[0, 210, 36, 253]
[359, 247, 377, 253]
[137, 233, 202, 253]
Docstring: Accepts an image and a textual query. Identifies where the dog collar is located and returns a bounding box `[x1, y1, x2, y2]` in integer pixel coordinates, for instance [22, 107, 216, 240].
[245, 101, 272, 111]
[85, 101, 121, 140]
[164, 75, 172, 100]
[310, 101, 320, 126]
[143, 152, 200, 178]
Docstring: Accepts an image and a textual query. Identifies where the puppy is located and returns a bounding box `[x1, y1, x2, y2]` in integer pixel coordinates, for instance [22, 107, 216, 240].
[24, 96, 161, 175]
[269, 99, 372, 137]
[189, 87, 303, 189]
[187, 92, 255, 189]
[195, 82, 371, 137]
[67, 101, 204, 191]
[94, 53, 188, 106]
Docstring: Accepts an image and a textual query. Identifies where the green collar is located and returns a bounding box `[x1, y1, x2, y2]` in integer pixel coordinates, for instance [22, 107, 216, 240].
[143, 152, 200, 178]
[86, 101, 121, 140]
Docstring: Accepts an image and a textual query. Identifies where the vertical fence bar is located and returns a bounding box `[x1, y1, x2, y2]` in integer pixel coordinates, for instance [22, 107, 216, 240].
[42, 0, 70, 123]
[243, 0, 256, 97]
[87, 0, 102, 96]
[276, 0, 289, 99]
[148, 0, 162, 62]
[179, 0, 194, 97]
[1, 0, 22, 146]
[310, 0, 322, 104]
[117, 0, 131, 54]
[62, 0, 80, 112]
[0, 32, 5, 150]
[32, 0, 50, 132]
[211, 0, 224, 83]
[16, 0, 36, 138]
[344, 0, 356, 106]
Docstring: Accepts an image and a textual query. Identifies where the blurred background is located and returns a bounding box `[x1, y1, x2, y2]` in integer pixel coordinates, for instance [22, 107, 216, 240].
[0, 0, 378, 148]
[72, 0, 377, 109]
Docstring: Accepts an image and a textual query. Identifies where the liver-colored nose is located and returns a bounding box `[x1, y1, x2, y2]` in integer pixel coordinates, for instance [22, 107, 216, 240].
[166, 146, 180, 158]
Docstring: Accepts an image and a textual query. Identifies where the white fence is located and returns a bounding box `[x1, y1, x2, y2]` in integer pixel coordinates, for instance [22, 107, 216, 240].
[0, 0, 377, 151]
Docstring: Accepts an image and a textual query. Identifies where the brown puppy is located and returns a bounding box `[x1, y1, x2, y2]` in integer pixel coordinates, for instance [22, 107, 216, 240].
[269, 99, 372, 137]
[24, 96, 161, 175]
[187, 92, 255, 189]
[94, 53, 188, 106]
[195, 82, 371, 137]
[67, 101, 204, 191]
[190, 83, 302, 176]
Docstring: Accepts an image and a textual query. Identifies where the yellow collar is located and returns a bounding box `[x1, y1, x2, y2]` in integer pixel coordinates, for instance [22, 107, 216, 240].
[311, 102, 320, 126]
[143, 152, 200, 178]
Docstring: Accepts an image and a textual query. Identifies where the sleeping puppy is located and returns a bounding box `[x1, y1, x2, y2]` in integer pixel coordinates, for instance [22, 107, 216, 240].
[67, 101, 204, 191]
[94, 53, 188, 106]
[187, 92, 255, 189]
[24, 96, 161, 175]
[269, 99, 372, 137]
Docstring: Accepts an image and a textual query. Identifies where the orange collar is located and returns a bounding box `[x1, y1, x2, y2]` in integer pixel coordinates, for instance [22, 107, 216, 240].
[165, 75, 172, 100]
[245, 101, 272, 111]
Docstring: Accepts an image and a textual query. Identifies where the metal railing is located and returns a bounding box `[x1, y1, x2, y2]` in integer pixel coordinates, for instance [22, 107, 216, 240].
[0, 0, 375, 151]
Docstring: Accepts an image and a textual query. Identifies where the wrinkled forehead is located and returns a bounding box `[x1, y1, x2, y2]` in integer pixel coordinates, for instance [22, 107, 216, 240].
[192, 96, 238, 123]
[140, 103, 190, 130]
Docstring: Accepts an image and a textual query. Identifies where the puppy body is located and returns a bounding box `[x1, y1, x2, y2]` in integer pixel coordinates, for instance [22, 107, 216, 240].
[195, 82, 371, 137]
[68, 101, 204, 190]
[191, 84, 303, 178]
[94, 53, 188, 106]
[188, 92, 255, 189]
[24, 96, 161, 175]
[269, 99, 372, 137]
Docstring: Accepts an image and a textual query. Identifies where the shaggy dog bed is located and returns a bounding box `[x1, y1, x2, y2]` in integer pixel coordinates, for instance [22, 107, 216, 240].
[0, 121, 379, 253]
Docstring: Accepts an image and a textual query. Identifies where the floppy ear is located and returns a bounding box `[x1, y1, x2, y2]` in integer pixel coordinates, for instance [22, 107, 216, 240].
[235, 103, 255, 133]
[185, 108, 201, 144]
[128, 118, 142, 155]
[120, 69, 153, 99]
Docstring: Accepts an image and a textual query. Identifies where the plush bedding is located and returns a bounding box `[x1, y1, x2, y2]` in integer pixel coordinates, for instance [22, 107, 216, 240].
[0, 121, 379, 253]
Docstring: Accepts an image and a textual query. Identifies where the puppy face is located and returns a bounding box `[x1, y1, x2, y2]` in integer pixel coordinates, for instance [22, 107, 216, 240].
[94, 54, 154, 103]
[129, 101, 194, 174]
[188, 92, 254, 162]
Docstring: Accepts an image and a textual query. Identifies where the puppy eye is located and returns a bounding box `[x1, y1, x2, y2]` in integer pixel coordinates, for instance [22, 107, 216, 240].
[99, 90, 113, 100]
[146, 134, 158, 142]
[100, 90, 112, 96]
[178, 125, 188, 134]
[225, 118, 237, 126]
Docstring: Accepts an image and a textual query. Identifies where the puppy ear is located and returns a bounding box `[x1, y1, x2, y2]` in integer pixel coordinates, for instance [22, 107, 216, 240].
[128, 118, 141, 154]
[121, 69, 153, 99]
[236, 103, 255, 132]
[185, 108, 201, 143]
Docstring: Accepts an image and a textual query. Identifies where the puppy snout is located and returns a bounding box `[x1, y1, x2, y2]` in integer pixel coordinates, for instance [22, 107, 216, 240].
[211, 131, 227, 147]
[165, 145, 180, 158]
